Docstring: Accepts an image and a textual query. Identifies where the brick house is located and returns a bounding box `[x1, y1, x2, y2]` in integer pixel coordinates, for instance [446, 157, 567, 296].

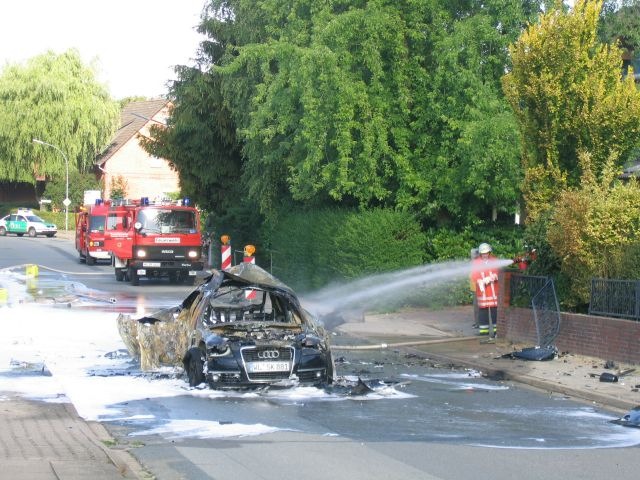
[96, 99, 180, 201]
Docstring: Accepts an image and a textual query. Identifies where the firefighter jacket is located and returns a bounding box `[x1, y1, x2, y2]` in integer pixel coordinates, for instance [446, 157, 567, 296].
[471, 255, 499, 308]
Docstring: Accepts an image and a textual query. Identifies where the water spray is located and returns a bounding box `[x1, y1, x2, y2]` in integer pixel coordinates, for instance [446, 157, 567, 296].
[303, 258, 513, 317]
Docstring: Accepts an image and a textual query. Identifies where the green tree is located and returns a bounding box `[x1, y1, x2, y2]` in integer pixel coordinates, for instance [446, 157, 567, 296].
[503, 0, 640, 221]
[109, 175, 128, 200]
[599, 0, 640, 53]
[42, 171, 101, 211]
[0, 50, 120, 183]
[153, 0, 540, 229]
[547, 152, 640, 309]
[418, 1, 537, 224]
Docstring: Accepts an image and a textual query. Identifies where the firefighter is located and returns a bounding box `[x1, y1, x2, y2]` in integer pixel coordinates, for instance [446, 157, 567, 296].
[471, 242, 499, 338]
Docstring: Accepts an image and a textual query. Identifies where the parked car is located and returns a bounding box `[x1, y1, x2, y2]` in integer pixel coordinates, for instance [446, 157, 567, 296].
[118, 262, 335, 389]
[0, 209, 57, 237]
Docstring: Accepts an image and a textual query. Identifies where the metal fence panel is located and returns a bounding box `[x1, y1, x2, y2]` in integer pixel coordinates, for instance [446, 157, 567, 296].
[532, 279, 561, 348]
[509, 274, 550, 308]
[589, 278, 640, 321]
[512, 275, 640, 323]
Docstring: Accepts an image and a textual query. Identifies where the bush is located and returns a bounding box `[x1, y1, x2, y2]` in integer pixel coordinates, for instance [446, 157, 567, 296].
[547, 156, 640, 310]
[36, 210, 74, 231]
[427, 223, 526, 262]
[268, 208, 427, 292]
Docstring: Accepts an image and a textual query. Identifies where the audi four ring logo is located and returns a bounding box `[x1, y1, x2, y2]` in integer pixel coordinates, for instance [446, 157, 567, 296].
[257, 350, 280, 359]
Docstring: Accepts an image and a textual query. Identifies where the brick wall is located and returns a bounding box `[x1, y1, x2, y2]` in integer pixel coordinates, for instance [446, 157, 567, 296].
[498, 272, 640, 365]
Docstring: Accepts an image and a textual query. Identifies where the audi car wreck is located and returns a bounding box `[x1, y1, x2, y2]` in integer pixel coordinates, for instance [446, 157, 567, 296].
[117, 262, 334, 389]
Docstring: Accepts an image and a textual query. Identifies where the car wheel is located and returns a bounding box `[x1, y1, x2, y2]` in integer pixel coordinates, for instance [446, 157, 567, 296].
[183, 347, 205, 387]
[129, 268, 139, 286]
[0, 227, 6, 236]
[86, 255, 96, 266]
[28, 227, 37, 237]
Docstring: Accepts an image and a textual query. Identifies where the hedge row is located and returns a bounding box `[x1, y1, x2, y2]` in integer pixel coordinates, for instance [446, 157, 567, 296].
[262, 208, 525, 309]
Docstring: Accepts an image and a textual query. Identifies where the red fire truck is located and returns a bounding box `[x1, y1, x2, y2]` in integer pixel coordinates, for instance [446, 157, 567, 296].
[75, 200, 110, 265]
[105, 198, 204, 285]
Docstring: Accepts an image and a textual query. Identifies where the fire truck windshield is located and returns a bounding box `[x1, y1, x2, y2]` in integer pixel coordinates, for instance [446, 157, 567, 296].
[137, 209, 196, 234]
[89, 215, 106, 232]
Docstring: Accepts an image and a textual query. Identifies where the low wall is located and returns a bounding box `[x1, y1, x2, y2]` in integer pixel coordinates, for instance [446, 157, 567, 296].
[498, 272, 640, 365]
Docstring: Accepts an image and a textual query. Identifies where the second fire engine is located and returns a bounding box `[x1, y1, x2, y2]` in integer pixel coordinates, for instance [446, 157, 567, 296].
[75, 200, 110, 265]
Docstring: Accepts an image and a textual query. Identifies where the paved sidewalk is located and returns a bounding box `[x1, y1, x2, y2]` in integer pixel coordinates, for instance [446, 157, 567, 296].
[0, 393, 147, 480]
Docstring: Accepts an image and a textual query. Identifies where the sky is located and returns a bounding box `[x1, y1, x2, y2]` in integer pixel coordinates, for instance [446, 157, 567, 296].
[0, 0, 207, 99]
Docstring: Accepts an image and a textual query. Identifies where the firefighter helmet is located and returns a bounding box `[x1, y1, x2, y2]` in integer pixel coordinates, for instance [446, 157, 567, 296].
[478, 242, 492, 254]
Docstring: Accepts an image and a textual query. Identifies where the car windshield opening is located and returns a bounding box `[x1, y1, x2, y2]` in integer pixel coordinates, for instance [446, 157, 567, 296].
[204, 286, 300, 325]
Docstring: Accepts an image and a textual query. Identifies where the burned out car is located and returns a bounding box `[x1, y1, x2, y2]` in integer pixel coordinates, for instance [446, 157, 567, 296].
[118, 263, 334, 389]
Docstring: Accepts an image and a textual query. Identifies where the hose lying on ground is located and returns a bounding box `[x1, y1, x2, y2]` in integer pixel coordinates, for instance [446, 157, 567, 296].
[332, 336, 478, 350]
[0, 263, 112, 276]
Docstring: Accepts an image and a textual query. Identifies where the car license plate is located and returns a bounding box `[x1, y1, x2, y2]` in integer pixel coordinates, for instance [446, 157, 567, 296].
[246, 361, 290, 373]
[142, 262, 161, 267]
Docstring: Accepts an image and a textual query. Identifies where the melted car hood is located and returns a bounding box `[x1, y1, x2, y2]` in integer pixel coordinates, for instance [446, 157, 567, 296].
[223, 263, 294, 294]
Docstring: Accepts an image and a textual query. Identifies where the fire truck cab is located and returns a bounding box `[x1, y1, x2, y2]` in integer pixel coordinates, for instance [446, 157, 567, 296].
[75, 200, 110, 265]
[105, 198, 203, 286]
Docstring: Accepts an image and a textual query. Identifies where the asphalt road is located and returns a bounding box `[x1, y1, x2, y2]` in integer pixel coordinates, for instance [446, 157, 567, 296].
[1, 233, 639, 480]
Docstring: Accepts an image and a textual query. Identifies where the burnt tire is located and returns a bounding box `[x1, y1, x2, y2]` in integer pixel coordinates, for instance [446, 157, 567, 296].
[28, 227, 37, 237]
[183, 347, 205, 387]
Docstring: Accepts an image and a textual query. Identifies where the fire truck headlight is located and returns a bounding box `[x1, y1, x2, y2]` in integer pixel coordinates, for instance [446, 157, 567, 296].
[136, 249, 147, 258]
[188, 250, 199, 259]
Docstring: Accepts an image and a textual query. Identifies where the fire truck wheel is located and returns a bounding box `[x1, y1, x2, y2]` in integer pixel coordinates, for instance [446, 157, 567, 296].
[129, 268, 139, 286]
[184, 275, 196, 286]
[86, 255, 96, 266]
[115, 269, 125, 282]
[168, 271, 178, 284]
[79, 255, 86, 264]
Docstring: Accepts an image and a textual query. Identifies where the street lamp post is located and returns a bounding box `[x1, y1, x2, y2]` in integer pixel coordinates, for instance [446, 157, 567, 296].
[32, 138, 70, 231]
